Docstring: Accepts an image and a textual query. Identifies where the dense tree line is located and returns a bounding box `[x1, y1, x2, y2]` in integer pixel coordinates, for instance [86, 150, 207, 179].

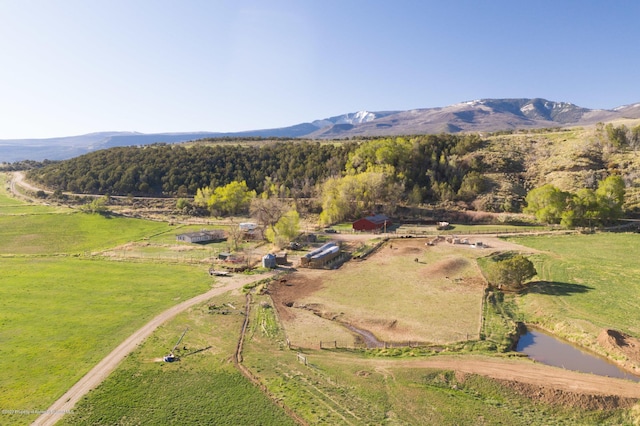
[600, 122, 640, 150]
[524, 175, 625, 227]
[27, 135, 484, 205]
[27, 142, 354, 197]
[318, 134, 485, 222]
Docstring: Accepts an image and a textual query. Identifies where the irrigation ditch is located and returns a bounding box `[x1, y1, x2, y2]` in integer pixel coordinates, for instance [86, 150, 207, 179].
[233, 291, 308, 426]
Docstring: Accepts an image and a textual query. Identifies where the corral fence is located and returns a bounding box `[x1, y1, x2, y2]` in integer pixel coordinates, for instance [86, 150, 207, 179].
[319, 340, 366, 350]
[318, 334, 476, 351]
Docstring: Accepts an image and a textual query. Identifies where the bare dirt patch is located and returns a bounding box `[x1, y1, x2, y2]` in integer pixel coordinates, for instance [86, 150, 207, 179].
[495, 378, 638, 410]
[389, 356, 640, 402]
[269, 270, 325, 321]
[598, 329, 640, 374]
[423, 256, 470, 277]
[398, 245, 422, 255]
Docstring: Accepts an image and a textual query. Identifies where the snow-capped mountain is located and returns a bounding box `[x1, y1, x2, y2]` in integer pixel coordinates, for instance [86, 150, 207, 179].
[311, 110, 396, 128]
[3, 98, 640, 162]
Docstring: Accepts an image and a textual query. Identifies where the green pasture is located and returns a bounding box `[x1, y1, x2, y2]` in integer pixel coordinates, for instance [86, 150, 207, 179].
[59, 293, 295, 426]
[503, 232, 640, 343]
[0, 257, 211, 424]
[440, 223, 548, 234]
[0, 212, 172, 255]
[0, 173, 68, 214]
[244, 299, 628, 425]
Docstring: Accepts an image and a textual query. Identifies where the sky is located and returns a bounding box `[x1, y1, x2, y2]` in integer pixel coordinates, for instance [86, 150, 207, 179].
[1, 0, 639, 139]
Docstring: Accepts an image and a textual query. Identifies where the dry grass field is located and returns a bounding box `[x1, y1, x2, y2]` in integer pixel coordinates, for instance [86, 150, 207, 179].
[271, 238, 498, 348]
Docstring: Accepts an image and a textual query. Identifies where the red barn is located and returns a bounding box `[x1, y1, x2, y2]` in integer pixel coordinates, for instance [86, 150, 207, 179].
[352, 214, 392, 232]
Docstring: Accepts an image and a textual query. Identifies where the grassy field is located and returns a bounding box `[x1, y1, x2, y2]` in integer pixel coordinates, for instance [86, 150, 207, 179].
[244, 294, 629, 425]
[59, 293, 296, 426]
[3, 167, 640, 425]
[280, 239, 486, 348]
[0, 173, 68, 214]
[0, 212, 175, 255]
[0, 257, 212, 423]
[0, 178, 218, 424]
[503, 232, 640, 350]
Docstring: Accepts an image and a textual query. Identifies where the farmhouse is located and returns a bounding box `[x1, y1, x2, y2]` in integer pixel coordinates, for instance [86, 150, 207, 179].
[176, 229, 225, 243]
[239, 222, 260, 240]
[352, 214, 392, 232]
[239, 222, 257, 231]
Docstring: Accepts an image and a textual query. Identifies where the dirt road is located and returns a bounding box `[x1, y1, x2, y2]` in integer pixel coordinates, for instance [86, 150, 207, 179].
[322, 354, 640, 405]
[32, 272, 273, 426]
[8, 171, 41, 202]
[397, 357, 640, 399]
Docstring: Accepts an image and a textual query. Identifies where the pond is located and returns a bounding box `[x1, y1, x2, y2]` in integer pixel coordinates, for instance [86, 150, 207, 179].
[517, 328, 640, 382]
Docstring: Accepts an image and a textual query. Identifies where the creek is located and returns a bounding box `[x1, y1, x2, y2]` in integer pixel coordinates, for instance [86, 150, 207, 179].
[516, 328, 640, 382]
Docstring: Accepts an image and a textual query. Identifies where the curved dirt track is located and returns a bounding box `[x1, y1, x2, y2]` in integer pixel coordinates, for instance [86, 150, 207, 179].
[325, 353, 640, 400]
[33, 273, 273, 426]
[396, 357, 640, 399]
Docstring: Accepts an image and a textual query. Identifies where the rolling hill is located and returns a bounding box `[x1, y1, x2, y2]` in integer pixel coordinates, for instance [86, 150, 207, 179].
[2, 98, 640, 162]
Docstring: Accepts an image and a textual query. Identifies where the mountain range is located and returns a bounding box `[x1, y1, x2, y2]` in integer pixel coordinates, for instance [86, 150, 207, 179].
[2, 98, 640, 162]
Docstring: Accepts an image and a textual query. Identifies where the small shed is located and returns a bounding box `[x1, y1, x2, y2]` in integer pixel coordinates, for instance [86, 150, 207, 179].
[275, 252, 288, 265]
[262, 253, 277, 269]
[352, 214, 392, 232]
[218, 252, 232, 261]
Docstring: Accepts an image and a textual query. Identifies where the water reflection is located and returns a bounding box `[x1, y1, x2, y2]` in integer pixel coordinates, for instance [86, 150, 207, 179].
[517, 329, 640, 382]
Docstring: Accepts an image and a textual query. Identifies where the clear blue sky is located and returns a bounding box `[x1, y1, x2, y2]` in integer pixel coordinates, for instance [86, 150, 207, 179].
[1, 0, 639, 139]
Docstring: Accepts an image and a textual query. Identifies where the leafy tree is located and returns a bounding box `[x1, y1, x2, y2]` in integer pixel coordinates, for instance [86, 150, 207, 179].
[605, 123, 628, 148]
[265, 210, 300, 248]
[79, 196, 110, 215]
[525, 176, 625, 227]
[176, 198, 191, 212]
[571, 188, 600, 228]
[319, 171, 403, 225]
[196, 181, 256, 216]
[457, 171, 485, 201]
[345, 137, 411, 176]
[250, 196, 290, 237]
[630, 124, 640, 151]
[523, 184, 570, 224]
[486, 254, 537, 291]
[193, 186, 213, 208]
[595, 174, 625, 223]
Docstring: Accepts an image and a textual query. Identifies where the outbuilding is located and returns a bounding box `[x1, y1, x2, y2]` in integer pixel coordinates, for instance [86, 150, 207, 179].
[176, 229, 225, 243]
[262, 253, 277, 269]
[352, 214, 392, 232]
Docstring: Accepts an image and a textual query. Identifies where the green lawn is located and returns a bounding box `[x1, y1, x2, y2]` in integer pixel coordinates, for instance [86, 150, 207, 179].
[0, 212, 172, 254]
[504, 232, 640, 342]
[59, 294, 296, 426]
[0, 176, 291, 425]
[0, 257, 212, 424]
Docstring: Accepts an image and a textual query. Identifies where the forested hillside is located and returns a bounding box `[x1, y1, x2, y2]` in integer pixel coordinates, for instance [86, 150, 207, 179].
[27, 134, 483, 201]
[27, 141, 353, 197]
[26, 122, 640, 217]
